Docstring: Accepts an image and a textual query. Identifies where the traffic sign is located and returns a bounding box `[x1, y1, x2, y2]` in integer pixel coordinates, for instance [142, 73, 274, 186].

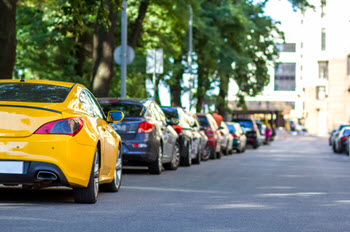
[146, 49, 163, 74]
[114, 45, 135, 65]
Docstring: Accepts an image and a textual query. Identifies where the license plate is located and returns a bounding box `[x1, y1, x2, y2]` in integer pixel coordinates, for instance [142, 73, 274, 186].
[0, 161, 24, 174]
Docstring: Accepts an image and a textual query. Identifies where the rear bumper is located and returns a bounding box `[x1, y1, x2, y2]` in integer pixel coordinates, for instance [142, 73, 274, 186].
[122, 141, 158, 165]
[0, 161, 68, 185]
[0, 135, 95, 187]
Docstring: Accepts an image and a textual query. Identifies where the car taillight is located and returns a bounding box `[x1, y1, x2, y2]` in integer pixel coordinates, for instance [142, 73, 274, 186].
[34, 118, 84, 136]
[172, 125, 182, 134]
[341, 136, 348, 141]
[206, 129, 214, 136]
[138, 121, 154, 133]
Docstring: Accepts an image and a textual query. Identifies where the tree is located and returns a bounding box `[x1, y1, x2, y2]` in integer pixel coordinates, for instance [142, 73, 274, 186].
[0, 0, 16, 79]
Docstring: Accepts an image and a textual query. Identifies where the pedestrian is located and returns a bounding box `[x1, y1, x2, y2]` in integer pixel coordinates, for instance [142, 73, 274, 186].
[212, 109, 223, 127]
[265, 123, 272, 144]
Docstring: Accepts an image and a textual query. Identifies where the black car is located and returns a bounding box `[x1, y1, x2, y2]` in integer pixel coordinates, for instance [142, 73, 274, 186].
[161, 106, 196, 166]
[333, 127, 350, 153]
[98, 98, 180, 174]
[232, 118, 261, 149]
[330, 124, 350, 147]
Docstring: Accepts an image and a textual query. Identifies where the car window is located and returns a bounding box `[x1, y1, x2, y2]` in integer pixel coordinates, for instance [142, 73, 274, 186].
[233, 120, 253, 129]
[343, 129, 350, 136]
[79, 91, 94, 116]
[161, 107, 178, 119]
[84, 90, 105, 119]
[100, 102, 145, 117]
[226, 124, 236, 133]
[197, 116, 209, 127]
[153, 103, 167, 124]
[0, 83, 71, 103]
[207, 115, 218, 130]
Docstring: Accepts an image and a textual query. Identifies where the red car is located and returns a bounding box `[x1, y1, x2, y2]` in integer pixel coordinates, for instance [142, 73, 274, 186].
[196, 113, 222, 159]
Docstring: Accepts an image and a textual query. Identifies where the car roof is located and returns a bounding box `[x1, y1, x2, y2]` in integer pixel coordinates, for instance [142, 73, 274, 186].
[0, 79, 75, 88]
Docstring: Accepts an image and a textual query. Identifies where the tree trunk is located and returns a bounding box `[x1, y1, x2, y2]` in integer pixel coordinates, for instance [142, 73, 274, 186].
[169, 59, 183, 107]
[0, 0, 16, 79]
[91, 2, 118, 97]
[129, 0, 150, 48]
[217, 74, 229, 116]
[74, 30, 92, 78]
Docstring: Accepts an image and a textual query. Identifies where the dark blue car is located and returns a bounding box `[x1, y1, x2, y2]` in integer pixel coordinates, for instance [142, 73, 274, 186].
[98, 98, 179, 174]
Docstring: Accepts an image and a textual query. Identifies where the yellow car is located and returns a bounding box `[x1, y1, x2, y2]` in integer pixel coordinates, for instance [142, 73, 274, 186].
[0, 79, 124, 203]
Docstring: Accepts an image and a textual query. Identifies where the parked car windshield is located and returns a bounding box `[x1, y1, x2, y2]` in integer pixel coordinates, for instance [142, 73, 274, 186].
[343, 129, 350, 136]
[197, 116, 209, 127]
[226, 124, 236, 133]
[0, 83, 70, 103]
[100, 102, 145, 117]
[161, 108, 178, 119]
[233, 120, 253, 129]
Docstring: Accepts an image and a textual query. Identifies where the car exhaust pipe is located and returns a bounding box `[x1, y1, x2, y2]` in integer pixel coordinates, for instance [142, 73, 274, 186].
[36, 171, 58, 181]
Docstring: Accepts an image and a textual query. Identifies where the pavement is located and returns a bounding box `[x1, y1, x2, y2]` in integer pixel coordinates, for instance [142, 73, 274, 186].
[1, 134, 350, 231]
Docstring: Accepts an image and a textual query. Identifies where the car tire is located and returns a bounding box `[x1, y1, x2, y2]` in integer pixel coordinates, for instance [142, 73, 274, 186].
[149, 145, 163, 174]
[333, 143, 338, 153]
[181, 143, 192, 166]
[201, 144, 211, 161]
[100, 147, 122, 192]
[164, 143, 180, 170]
[192, 145, 201, 164]
[210, 147, 216, 159]
[73, 148, 100, 204]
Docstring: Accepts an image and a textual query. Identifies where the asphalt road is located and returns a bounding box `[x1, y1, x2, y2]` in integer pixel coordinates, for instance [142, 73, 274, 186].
[2, 134, 350, 232]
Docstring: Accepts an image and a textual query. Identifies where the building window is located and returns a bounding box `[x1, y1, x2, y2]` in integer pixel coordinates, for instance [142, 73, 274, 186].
[286, 102, 295, 110]
[321, 28, 326, 51]
[347, 55, 350, 76]
[276, 43, 296, 52]
[316, 86, 326, 100]
[318, 61, 328, 79]
[274, 63, 296, 91]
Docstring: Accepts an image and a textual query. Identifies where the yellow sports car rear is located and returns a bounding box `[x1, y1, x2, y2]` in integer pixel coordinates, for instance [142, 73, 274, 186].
[0, 80, 124, 203]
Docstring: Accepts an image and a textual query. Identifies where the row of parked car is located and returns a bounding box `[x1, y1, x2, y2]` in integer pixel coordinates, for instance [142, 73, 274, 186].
[98, 98, 252, 174]
[329, 123, 350, 154]
[0, 80, 269, 204]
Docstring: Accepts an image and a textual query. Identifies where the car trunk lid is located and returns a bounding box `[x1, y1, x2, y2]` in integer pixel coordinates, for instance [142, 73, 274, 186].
[0, 105, 62, 138]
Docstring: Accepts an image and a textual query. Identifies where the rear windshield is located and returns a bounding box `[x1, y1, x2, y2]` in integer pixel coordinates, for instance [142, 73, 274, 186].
[0, 83, 70, 103]
[197, 116, 209, 127]
[99, 102, 145, 117]
[343, 129, 350, 136]
[233, 119, 253, 129]
[226, 124, 236, 132]
[161, 108, 179, 119]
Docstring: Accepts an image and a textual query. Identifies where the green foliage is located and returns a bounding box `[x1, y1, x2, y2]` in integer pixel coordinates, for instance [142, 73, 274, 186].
[14, 0, 311, 109]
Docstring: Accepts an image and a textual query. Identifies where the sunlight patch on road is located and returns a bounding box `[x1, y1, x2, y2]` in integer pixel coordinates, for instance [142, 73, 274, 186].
[335, 200, 350, 204]
[256, 186, 296, 190]
[279, 174, 306, 178]
[206, 203, 272, 209]
[257, 192, 327, 197]
[123, 186, 230, 194]
[0, 216, 61, 222]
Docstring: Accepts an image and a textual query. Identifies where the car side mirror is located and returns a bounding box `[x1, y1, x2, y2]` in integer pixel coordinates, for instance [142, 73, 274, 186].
[107, 111, 124, 123]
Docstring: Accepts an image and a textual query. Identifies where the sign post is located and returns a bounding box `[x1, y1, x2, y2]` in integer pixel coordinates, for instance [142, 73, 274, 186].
[121, 0, 127, 98]
[146, 49, 163, 100]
